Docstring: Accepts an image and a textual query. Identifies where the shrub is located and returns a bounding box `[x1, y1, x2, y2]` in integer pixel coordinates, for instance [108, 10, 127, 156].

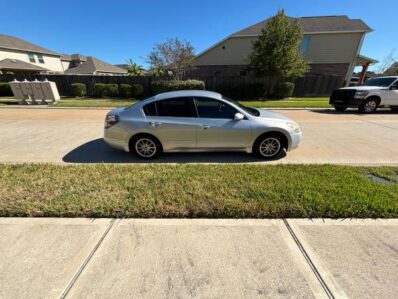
[0, 82, 12, 96]
[151, 80, 205, 94]
[95, 83, 106, 98]
[131, 83, 144, 97]
[104, 84, 119, 97]
[275, 82, 295, 98]
[70, 83, 86, 97]
[119, 84, 132, 98]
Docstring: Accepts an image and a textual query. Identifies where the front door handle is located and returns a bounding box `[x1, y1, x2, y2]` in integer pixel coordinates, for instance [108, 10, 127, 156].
[149, 121, 162, 127]
[199, 125, 210, 130]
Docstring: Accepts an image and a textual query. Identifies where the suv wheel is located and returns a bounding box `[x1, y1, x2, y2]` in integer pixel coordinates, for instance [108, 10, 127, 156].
[131, 136, 161, 159]
[254, 135, 285, 159]
[359, 99, 378, 113]
[334, 105, 347, 112]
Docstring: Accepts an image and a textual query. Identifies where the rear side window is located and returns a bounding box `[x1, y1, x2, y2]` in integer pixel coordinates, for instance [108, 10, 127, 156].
[143, 102, 157, 116]
[195, 97, 237, 119]
[156, 97, 196, 117]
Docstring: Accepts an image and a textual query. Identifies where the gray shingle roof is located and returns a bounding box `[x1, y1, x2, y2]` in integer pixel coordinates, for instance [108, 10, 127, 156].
[0, 34, 60, 56]
[0, 58, 49, 71]
[64, 56, 128, 74]
[232, 15, 372, 36]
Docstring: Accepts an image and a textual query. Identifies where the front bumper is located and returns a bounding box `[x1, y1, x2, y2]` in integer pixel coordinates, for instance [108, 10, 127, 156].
[288, 132, 302, 151]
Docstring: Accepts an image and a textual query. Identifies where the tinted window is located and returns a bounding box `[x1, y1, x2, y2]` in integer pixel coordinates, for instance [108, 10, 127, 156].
[363, 77, 397, 87]
[143, 102, 157, 116]
[195, 98, 237, 119]
[156, 98, 196, 117]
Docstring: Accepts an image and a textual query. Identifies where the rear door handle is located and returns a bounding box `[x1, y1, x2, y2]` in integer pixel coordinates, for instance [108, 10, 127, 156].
[149, 121, 162, 127]
[199, 125, 210, 130]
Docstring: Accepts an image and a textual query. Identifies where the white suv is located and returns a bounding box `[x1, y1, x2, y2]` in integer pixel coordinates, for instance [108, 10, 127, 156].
[330, 76, 398, 113]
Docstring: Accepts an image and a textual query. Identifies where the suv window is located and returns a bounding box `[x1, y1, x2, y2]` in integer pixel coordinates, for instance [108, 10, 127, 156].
[155, 97, 196, 117]
[195, 97, 237, 119]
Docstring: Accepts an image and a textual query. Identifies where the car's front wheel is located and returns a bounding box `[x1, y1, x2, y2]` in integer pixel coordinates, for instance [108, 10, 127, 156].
[253, 134, 286, 160]
[131, 135, 162, 159]
[359, 98, 378, 113]
[334, 105, 347, 112]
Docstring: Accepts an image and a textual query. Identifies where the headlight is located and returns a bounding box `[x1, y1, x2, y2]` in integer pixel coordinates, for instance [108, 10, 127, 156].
[286, 122, 301, 133]
[354, 91, 369, 99]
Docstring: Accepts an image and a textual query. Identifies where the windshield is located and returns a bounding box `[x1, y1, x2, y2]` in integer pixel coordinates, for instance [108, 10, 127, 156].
[362, 77, 397, 87]
[222, 96, 260, 116]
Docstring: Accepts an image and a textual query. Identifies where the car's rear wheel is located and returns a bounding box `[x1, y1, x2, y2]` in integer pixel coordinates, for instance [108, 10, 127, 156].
[131, 135, 162, 159]
[359, 98, 378, 113]
[253, 134, 286, 160]
[334, 105, 347, 112]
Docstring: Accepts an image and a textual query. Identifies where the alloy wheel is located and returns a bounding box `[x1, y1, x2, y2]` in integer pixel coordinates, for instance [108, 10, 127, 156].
[135, 138, 157, 158]
[363, 101, 377, 113]
[259, 137, 281, 157]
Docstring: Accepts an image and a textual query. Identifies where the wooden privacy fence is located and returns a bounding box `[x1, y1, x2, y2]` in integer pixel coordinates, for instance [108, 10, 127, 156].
[0, 74, 344, 98]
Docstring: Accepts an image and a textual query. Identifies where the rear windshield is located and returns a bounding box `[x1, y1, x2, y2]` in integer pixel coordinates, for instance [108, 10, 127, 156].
[362, 77, 397, 87]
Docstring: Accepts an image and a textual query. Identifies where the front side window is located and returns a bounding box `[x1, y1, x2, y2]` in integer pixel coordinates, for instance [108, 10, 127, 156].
[195, 97, 237, 119]
[153, 97, 196, 117]
[363, 77, 397, 87]
[37, 55, 45, 64]
[28, 53, 35, 63]
[300, 36, 311, 54]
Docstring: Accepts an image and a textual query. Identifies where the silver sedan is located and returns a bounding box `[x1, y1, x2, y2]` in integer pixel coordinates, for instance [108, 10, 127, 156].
[104, 90, 302, 159]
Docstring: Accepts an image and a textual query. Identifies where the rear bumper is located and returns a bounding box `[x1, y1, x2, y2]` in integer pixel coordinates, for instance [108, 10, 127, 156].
[103, 134, 129, 152]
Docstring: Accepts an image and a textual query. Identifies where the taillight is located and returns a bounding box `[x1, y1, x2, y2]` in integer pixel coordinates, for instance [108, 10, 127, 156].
[105, 115, 119, 129]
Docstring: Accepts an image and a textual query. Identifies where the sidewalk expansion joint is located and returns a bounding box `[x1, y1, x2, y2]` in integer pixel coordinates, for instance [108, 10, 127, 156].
[59, 219, 117, 299]
[283, 219, 335, 299]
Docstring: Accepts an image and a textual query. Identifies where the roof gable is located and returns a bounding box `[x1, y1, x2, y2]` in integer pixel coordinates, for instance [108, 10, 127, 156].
[0, 34, 60, 56]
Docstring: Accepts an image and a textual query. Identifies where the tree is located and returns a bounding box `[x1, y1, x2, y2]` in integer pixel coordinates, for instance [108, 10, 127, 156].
[126, 59, 145, 76]
[376, 50, 398, 75]
[248, 10, 308, 78]
[147, 38, 195, 80]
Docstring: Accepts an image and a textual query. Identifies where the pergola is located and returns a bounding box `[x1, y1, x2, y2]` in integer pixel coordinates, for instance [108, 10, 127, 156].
[356, 55, 378, 85]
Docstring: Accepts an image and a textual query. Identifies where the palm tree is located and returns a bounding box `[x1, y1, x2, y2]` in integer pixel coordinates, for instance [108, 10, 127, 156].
[126, 59, 145, 76]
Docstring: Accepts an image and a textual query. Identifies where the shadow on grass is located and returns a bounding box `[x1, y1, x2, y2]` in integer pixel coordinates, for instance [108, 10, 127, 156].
[63, 138, 285, 164]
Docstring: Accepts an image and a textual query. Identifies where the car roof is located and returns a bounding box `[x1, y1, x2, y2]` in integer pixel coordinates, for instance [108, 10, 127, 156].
[152, 90, 222, 101]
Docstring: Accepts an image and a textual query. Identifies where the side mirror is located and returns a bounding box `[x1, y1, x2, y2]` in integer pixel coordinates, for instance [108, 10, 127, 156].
[234, 113, 244, 121]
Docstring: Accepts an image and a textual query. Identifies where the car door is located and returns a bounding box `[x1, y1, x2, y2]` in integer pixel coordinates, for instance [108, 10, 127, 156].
[143, 97, 198, 150]
[194, 97, 251, 149]
[384, 80, 398, 106]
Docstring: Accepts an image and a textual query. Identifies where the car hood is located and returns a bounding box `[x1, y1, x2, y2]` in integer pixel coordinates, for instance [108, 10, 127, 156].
[339, 86, 387, 91]
[256, 109, 291, 121]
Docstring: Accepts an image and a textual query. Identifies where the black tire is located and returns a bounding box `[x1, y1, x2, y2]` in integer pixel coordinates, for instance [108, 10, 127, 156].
[253, 133, 286, 160]
[390, 107, 398, 112]
[359, 98, 378, 113]
[334, 105, 347, 112]
[130, 135, 162, 159]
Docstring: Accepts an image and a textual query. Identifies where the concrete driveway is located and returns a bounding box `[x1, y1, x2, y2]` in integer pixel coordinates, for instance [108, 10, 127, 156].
[0, 107, 398, 165]
[1, 218, 398, 298]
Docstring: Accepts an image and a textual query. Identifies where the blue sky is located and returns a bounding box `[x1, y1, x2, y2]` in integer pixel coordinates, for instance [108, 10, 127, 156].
[1, 0, 397, 70]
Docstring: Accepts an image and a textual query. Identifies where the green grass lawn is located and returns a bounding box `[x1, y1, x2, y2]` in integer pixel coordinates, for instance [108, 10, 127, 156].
[0, 98, 19, 106]
[0, 96, 330, 108]
[1, 164, 397, 218]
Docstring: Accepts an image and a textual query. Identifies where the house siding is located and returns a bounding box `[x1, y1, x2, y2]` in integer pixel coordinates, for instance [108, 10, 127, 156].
[0, 48, 63, 72]
[194, 32, 364, 77]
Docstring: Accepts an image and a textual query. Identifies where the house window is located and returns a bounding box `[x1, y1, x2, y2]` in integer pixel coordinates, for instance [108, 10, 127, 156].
[37, 54, 45, 64]
[28, 53, 36, 63]
[300, 36, 311, 54]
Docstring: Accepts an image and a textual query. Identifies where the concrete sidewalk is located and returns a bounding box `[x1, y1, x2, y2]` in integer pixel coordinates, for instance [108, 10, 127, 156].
[1, 219, 398, 298]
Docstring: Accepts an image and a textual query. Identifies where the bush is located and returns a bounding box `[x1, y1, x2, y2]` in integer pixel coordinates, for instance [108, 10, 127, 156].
[152, 80, 205, 94]
[95, 83, 106, 98]
[275, 82, 295, 98]
[0, 82, 12, 96]
[104, 84, 119, 97]
[70, 83, 86, 97]
[131, 83, 144, 97]
[119, 84, 132, 98]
